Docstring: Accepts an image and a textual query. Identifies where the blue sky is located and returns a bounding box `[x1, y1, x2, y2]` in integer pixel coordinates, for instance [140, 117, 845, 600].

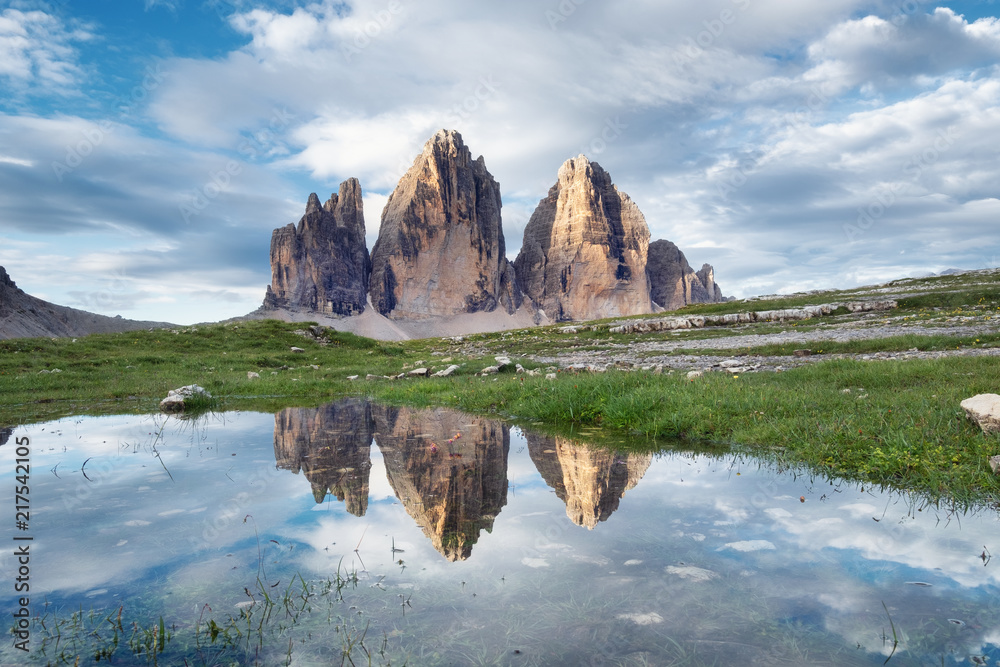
[1, 0, 999, 325]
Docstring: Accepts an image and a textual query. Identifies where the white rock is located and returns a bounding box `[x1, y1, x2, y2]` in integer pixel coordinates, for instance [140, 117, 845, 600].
[686, 371, 703, 381]
[432, 365, 461, 377]
[408, 368, 430, 377]
[160, 385, 212, 413]
[545, 373, 557, 380]
[347, 375, 359, 381]
[480, 366, 500, 375]
[961, 394, 1000, 435]
[247, 371, 260, 380]
[290, 347, 305, 353]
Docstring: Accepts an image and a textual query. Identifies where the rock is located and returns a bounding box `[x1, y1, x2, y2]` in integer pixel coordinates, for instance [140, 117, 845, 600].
[369, 130, 521, 319]
[480, 366, 500, 375]
[408, 368, 430, 377]
[718, 359, 742, 368]
[961, 394, 1000, 435]
[348, 375, 360, 380]
[546, 373, 557, 380]
[686, 371, 703, 380]
[645, 240, 719, 310]
[793, 349, 813, 357]
[263, 180, 370, 315]
[432, 365, 461, 377]
[989, 455, 1000, 474]
[494, 355, 512, 368]
[513, 155, 652, 322]
[291, 347, 305, 353]
[247, 371, 260, 379]
[696, 264, 724, 302]
[160, 385, 211, 413]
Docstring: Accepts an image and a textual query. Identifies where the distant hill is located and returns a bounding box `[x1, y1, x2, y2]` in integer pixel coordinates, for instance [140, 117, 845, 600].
[0, 266, 173, 340]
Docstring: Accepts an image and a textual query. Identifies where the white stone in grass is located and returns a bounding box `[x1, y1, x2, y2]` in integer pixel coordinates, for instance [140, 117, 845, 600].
[480, 366, 500, 375]
[290, 346, 305, 353]
[160, 385, 211, 412]
[247, 371, 260, 379]
[545, 373, 557, 380]
[961, 394, 1000, 435]
[433, 365, 460, 377]
[686, 370, 703, 381]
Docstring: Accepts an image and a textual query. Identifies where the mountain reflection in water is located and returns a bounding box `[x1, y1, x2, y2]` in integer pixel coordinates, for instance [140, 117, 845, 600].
[273, 399, 647, 559]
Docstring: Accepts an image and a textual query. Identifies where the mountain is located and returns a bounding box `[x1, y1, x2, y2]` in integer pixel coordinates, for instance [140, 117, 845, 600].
[369, 130, 521, 319]
[0, 266, 172, 340]
[645, 240, 726, 310]
[263, 179, 370, 316]
[513, 156, 652, 322]
[256, 130, 729, 338]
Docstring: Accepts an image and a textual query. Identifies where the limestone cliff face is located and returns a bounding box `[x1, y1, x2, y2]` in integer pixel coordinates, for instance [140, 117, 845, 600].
[368, 130, 521, 319]
[526, 434, 652, 529]
[273, 399, 374, 516]
[264, 179, 370, 316]
[514, 156, 652, 322]
[646, 240, 727, 310]
[373, 405, 509, 561]
[696, 263, 724, 302]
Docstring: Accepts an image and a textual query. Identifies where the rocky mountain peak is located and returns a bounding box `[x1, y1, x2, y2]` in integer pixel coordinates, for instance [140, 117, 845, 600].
[369, 130, 521, 319]
[513, 155, 652, 322]
[264, 178, 370, 316]
[0, 266, 15, 289]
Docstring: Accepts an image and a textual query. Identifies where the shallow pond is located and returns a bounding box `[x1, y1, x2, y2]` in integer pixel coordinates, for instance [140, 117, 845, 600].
[2, 399, 999, 666]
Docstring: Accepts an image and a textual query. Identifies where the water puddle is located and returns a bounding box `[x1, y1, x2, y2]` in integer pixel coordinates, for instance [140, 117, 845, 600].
[2, 400, 999, 665]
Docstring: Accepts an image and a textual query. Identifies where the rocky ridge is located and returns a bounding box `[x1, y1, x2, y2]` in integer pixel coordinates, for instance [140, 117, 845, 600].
[0, 266, 173, 340]
[264, 179, 370, 316]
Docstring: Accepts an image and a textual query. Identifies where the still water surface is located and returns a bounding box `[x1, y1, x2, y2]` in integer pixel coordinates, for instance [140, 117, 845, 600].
[2, 399, 999, 665]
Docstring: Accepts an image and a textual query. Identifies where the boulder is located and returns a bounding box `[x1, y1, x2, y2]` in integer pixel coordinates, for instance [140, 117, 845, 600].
[369, 130, 521, 319]
[514, 156, 652, 322]
[160, 385, 212, 413]
[961, 394, 1000, 435]
[263, 179, 370, 316]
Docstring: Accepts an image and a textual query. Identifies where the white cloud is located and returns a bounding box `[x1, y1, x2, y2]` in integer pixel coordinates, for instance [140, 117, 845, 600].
[0, 8, 92, 90]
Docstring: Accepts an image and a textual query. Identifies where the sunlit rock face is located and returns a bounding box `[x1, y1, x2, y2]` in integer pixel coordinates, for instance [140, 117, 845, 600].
[646, 240, 724, 310]
[373, 405, 509, 561]
[513, 156, 652, 322]
[526, 434, 652, 529]
[369, 129, 521, 319]
[264, 178, 371, 316]
[273, 399, 374, 516]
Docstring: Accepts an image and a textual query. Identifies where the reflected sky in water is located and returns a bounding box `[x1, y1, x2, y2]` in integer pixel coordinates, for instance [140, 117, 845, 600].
[2, 401, 999, 665]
